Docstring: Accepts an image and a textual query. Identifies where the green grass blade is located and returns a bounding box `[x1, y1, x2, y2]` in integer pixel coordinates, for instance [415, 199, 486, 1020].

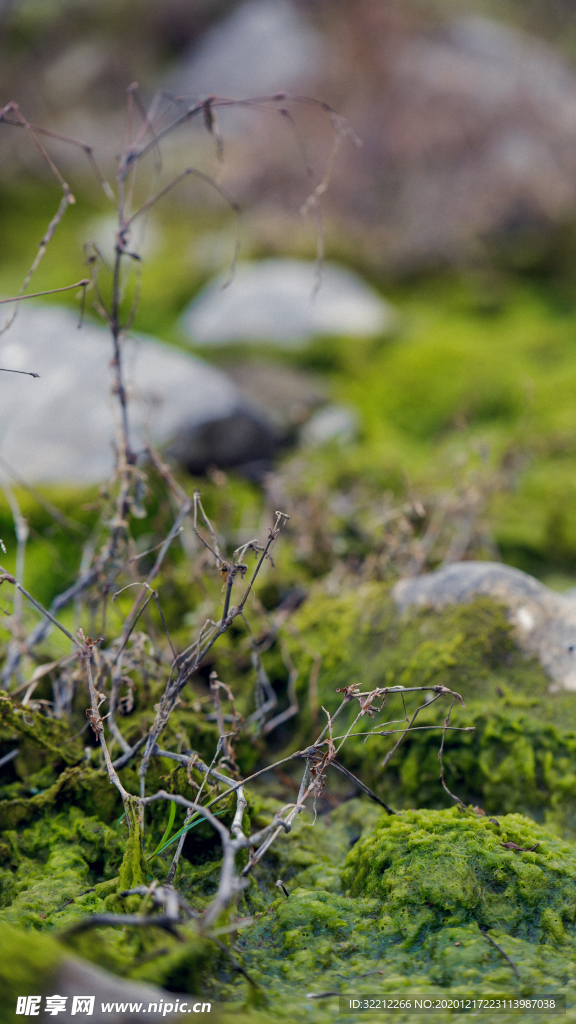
[151, 808, 226, 859]
[148, 799, 177, 860]
[115, 811, 127, 839]
[151, 812, 201, 858]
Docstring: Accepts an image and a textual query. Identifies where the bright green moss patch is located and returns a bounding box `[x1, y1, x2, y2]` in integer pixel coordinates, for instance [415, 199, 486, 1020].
[232, 808, 576, 1022]
[5, 590, 576, 1017]
[0, 805, 124, 929]
[343, 808, 576, 936]
[332, 281, 576, 580]
[389, 710, 576, 829]
[6, 796, 576, 1023]
[288, 588, 550, 716]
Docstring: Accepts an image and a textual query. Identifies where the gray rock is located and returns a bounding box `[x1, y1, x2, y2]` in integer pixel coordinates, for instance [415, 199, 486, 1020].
[393, 561, 576, 692]
[183, 259, 395, 347]
[168, 0, 325, 100]
[300, 404, 358, 446]
[226, 361, 327, 433]
[167, 408, 278, 480]
[42, 955, 190, 1023]
[0, 304, 247, 483]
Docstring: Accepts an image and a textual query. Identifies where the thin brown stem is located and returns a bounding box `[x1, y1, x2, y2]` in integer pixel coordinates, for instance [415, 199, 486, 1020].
[0, 280, 89, 305]
[478, 926, 520, 978]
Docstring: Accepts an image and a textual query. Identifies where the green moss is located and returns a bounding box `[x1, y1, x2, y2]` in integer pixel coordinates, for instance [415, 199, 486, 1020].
[0, 923, 62, 1016]
[130, 934, 211, 994]
[343, 808, 575, 933]
[234, 808, 576, 1022]
[0, 765, 124, 831]
[329, 281, 576, 580]
[288, 588, 547, 714]
[4, 563, 576, 1017]
[116, 800, 147, 894]
[0, 695, 82, 764]
[240, 796, 384, 909]
[0, 806, 124, 929]
[6, 796, 576, 1023]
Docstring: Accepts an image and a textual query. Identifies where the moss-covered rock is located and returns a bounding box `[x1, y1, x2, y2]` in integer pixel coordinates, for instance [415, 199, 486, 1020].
[235, 807, 576, 1022]
[284, 586, 576, 835]
[288, 587, 551, 720]
[343, 808, 576, 939]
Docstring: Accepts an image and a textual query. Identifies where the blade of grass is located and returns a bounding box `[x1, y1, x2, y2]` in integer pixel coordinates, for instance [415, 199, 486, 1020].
[148, 799, 177, 860]
[150, 808, 226, 860]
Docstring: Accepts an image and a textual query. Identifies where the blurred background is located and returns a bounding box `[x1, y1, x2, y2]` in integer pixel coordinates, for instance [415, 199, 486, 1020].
[4, 0, 576, 599]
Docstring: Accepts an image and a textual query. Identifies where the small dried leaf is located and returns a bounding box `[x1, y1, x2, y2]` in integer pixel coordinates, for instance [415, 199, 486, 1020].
[501, 841, 540, 852]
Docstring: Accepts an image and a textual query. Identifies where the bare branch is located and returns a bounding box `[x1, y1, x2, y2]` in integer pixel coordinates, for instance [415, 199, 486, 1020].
[0, 279, 89, 305]
[0, 568, 80, 646]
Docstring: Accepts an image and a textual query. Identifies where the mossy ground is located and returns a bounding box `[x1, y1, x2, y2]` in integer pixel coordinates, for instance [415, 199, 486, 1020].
[7, 177, 576, 587]
[5, 179, 576, 1018]
[8, 799, 576, 1023]
[229, 806, 576, 1023]
[3, 584, 576, 1018]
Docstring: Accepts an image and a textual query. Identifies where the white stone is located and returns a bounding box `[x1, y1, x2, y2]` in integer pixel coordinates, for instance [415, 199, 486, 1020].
[301, 405, 358, 447]
[184, 259, 394, 347]
[515, 606, 535, 632]
[168, 0, 324, 100]
[0, 305, 240, 483]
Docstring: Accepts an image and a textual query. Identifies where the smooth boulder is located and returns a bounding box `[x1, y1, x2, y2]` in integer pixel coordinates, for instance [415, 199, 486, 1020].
[183, 259, 394, 347]
[300, 404, 358, 446]
[0, 304, 269, 483]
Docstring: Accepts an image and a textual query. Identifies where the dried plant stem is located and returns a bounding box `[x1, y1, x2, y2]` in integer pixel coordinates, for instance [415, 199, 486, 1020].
[82, 637, 130, 806]
[137, 512, 289, 796]
[1, 482, 28, 687]
[0, 569, 79, 646]
[478, 925, 520, 978]
[0, 280, 89, 306]
[438, 697, 466, 807]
